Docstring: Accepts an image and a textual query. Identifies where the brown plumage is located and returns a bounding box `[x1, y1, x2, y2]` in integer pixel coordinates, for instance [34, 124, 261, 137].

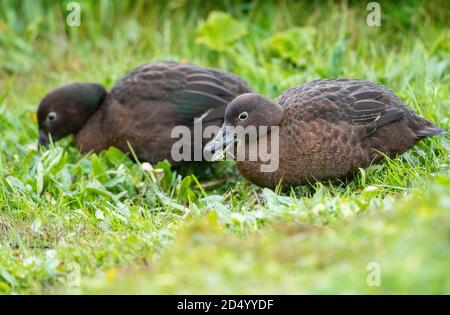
[204, 79, 449, 188]
[37, 61, 251, 165]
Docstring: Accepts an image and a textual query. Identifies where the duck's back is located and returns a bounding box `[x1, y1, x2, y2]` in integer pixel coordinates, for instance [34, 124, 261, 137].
[110, 61, 251, 123]
[76, 61, 252, 164]
[277, 79, 446, 156]
[277, 79, 408, 123]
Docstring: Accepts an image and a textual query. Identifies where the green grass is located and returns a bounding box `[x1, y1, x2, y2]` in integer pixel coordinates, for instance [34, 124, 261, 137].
[0, 0, 449, 294]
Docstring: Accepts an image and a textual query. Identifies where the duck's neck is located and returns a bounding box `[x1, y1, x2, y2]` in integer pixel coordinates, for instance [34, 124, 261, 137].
[74, 109, 110, 153]
[235, 128, 283, 188]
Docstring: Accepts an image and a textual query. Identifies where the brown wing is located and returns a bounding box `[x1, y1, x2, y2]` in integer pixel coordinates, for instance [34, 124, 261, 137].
[110, 61, 252, 125]
[278, 79, 406, 138]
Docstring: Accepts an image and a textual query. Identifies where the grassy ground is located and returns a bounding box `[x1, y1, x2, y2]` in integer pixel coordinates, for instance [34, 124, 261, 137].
[0, 0, 449, 294]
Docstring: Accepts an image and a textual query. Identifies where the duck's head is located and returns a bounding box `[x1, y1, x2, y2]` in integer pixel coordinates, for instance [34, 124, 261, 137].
[204, 93, 284, 159]
[37, 83, 106, 146]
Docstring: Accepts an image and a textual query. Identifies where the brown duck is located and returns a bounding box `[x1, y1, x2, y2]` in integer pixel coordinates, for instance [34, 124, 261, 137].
[204, 79, 449, 188]
[37, 61, 251, 165]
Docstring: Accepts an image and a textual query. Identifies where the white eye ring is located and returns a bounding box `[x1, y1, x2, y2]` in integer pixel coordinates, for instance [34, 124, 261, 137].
[47, 112, 57, 121]
[239, 111, 248, 121]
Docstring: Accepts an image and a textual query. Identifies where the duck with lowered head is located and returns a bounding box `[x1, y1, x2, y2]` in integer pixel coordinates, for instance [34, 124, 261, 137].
[37, 61, 251, 165]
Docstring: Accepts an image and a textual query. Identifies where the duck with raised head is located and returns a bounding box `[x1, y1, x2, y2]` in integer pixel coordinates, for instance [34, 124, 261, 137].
[37, 61, 252, 165]
[204, 79, 449, 188]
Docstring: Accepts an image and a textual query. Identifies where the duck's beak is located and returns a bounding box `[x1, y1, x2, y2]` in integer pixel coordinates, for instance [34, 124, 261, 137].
[38, 130, 49, 148]
[204, 124, 235, 161]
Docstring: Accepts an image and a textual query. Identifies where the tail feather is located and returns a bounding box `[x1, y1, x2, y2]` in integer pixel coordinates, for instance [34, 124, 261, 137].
[415, 126, 449, 138]
[408, 112, 449, 138]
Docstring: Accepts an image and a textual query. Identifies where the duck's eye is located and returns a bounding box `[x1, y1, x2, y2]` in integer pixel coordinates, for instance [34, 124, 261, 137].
[47, 112, 57, 121]
[239, 111, 248, 121]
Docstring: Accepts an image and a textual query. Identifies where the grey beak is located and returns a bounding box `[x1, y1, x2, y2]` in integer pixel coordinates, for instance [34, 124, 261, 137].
[38, 130, 49, 147]
[203, 124, 235, 161]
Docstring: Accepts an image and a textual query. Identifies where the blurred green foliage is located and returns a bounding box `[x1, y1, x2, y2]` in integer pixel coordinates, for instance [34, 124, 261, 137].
[196, 11, 248, 52]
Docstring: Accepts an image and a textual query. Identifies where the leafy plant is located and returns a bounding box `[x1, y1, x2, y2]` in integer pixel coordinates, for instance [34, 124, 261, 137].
[264, 27, 317, 67]
[196, 11, 248, 52]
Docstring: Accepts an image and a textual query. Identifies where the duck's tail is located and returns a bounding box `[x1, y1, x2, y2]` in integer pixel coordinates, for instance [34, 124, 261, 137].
[415, 126, 449, 138]
[410, 113, 449, 138]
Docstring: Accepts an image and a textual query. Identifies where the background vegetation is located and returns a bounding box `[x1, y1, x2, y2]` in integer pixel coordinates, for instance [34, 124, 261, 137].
[0, 0, 449, 294]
